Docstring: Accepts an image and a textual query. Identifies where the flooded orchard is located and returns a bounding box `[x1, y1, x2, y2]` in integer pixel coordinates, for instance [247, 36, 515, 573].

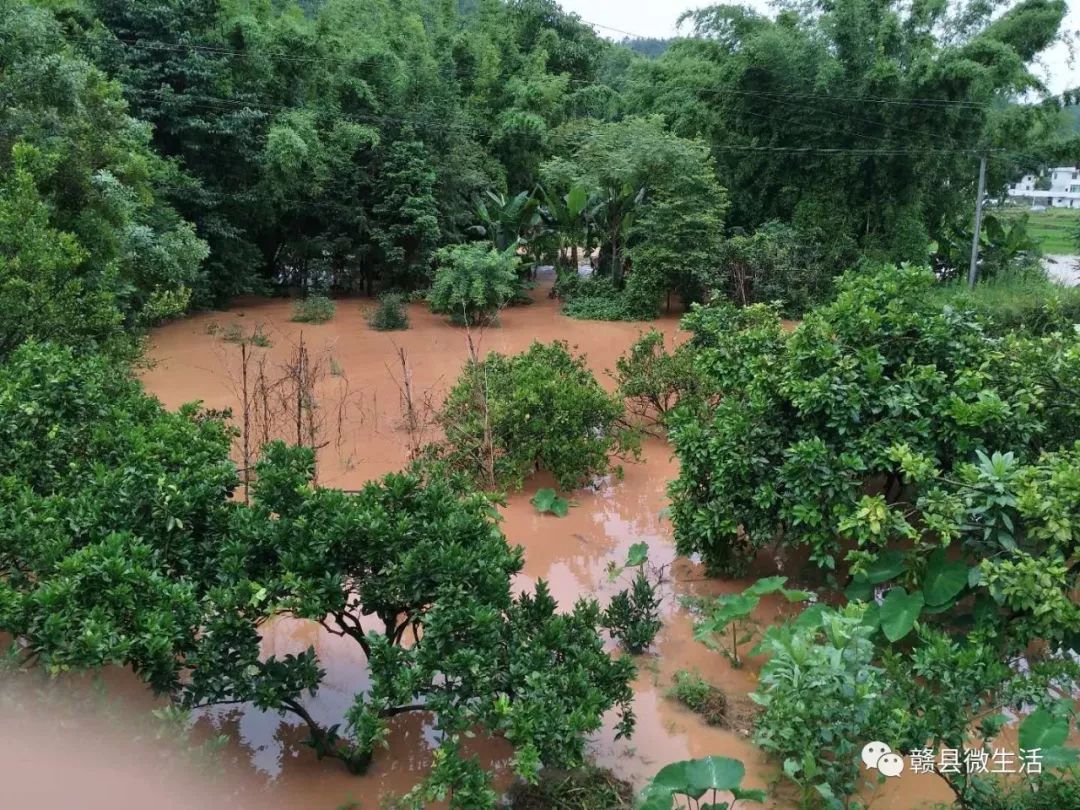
[139, 277, 951, 809]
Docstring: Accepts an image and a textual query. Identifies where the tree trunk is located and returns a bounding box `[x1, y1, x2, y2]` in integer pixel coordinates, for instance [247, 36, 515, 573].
[611, 223, 623, 287]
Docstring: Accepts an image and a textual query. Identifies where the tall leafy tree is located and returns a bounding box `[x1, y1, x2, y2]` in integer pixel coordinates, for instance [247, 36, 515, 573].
[372, 137, 441, 289]
[1, 0, 206, 343]
[625, 0, 1070, 262]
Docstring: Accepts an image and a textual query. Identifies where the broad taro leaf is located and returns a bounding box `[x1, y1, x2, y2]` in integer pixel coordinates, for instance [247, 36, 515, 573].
[879, 588, 924, 642]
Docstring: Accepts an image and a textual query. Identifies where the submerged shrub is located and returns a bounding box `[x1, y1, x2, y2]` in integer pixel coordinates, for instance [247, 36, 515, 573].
[291, 294, 335, 323]
[429, 244, 518, 325]
[603, 570, 662, 654]
[561, 277, 657, 322]
[615, 330, 706, 427]
[718, 221, 836, 317]
[437, 340, 635, 491]
[367, 292, 410, 331]
[501, 767, 634, 809]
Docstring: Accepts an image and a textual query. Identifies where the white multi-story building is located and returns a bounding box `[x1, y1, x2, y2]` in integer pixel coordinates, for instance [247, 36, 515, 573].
[1007, 166, 1080, 208]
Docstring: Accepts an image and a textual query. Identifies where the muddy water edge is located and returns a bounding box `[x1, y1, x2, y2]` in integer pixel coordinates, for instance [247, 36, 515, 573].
[137, 283, 952, 809]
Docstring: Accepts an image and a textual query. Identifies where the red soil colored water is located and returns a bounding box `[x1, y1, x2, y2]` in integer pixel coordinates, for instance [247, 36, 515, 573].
[133, 278, 952, 808]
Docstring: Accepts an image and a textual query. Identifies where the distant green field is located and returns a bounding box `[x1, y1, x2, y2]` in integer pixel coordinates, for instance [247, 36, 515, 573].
[997, 206, 1080, 254]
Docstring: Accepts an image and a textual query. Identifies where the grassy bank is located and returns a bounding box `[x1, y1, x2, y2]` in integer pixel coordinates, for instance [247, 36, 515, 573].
[997, 206, 1080, 254]
[931, 272, 1080, 334]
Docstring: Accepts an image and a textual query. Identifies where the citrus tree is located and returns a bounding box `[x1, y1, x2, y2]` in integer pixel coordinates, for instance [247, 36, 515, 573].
[0, 341, 636, 805]
[436, 340, 635, 490]
[668, 265, 1080, 574]
[668, 265, 1080, 806]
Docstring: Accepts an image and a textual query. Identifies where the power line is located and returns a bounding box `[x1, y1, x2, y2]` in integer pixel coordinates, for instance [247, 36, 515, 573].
[698, 86, 990, 111]
[709, 144, 998, 155]
[578, 17, 655, 43]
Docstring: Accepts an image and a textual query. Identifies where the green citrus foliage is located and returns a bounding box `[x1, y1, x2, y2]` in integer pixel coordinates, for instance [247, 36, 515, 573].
[614, 330, 707, 428]
[0, 341, 636, 803]
[600, 543, 662, 655]
[602, 570, 662, 655]
[428, 244, 520, 325]
[668, 264, 1080, 805]
[754, 594, 1080, 804]
[437, 341, 635, 491]
[0, 342, 237, 692]
[669, 265, 1080, 575]
[751, 605, 889, 805]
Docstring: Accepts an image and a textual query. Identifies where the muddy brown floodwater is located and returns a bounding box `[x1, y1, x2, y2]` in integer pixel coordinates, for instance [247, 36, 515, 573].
[139, 275, 953, 809]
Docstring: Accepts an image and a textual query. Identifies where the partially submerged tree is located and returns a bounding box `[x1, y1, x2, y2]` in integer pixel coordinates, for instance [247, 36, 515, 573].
[437, 341, 635, 491]
[428, 244, 520, 325]
[0, 341, 636, 803]
[229, 444, 637, 779]
[667, 264, 1080, 806]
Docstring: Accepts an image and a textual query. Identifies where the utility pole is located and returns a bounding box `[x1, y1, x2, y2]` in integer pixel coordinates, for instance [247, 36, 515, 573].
[967, 153, 988, 288]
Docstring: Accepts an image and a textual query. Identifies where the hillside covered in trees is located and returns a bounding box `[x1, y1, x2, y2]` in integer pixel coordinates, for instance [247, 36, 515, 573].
[3, 0, 1078, 336]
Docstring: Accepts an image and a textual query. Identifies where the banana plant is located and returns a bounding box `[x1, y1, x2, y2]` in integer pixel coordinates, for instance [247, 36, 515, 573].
[469, 190, 542, 252]
[588, 182, 646, 286]
[933, 213, 1039, 281]
[538, 182, 591, 269]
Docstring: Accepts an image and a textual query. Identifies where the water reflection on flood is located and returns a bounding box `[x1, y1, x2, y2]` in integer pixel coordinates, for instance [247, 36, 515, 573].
[140, 282, 954, 808]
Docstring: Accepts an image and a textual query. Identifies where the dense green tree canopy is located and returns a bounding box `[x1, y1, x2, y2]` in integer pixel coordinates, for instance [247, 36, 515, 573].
[0, 0, 207, 352]
[0, 0, 1067, 326]
[625, 0, 1070, 261]
[0, 342, 636, 803]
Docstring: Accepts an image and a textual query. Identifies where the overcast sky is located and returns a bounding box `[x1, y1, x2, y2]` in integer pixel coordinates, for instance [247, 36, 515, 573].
[559, 0, 1079, 95]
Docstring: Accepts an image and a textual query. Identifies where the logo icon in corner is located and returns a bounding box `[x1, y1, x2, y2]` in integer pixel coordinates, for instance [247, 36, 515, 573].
[861, 741, 905, 778]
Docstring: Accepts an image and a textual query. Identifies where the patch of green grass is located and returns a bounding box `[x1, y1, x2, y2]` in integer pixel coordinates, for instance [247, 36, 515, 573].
[667, 669, 729, 727]
[501, 767, 633, 809]
[999, 207, 1080, 254]
[929, 272, 1080, 335]
[221, 323, 245, 343]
